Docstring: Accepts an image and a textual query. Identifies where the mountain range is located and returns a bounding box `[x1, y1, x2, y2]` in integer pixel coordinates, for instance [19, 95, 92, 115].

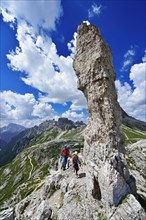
[0, 118, 85, 167]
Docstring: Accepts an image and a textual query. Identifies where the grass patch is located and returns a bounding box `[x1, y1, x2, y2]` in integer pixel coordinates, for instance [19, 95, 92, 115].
[28, 129, 59, 147]
[97, 212, 107, 220]
[121, 194, 130, 204]
[122, 126, 146, 145]
[61, 127, 84, 141]
[122, 127, 146, 139]
[39, 163, 50, 180]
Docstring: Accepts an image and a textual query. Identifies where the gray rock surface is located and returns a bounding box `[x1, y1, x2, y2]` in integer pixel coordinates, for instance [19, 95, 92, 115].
[14, 170, 62, 219]
[0, 208, 14, 220]
[57, 150, 146, 220]
[109, 194, 146, 220]
[33, 200, 52, 220]
[73, 22, 135, 209]
[126, 139, 146, 200]
[0, 150, 145, 220]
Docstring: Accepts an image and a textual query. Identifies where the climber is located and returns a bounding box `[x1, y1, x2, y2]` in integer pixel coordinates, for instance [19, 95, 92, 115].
[61, 144, 70, 170]
[72, 151, 81, 178]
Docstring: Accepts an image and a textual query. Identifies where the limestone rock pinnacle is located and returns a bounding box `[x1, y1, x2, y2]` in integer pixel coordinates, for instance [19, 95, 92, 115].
[73, 23, 136, 208]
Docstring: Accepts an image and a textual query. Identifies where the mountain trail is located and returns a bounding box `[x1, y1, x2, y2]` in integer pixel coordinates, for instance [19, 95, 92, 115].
[56, 130, 67, 140]
[124, 132, 129, 140]
[48, 155, 87, 216]
[34, 179, 45, 192]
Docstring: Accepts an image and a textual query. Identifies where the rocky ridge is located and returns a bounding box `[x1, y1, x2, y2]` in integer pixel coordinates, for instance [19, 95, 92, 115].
[0, 119, 145, 219]
[0, 142, 146, 220]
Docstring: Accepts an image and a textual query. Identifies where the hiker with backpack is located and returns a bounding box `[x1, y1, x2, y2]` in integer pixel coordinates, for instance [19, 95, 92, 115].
[61, 144, 70, 170]
[72, 151, 81, 178]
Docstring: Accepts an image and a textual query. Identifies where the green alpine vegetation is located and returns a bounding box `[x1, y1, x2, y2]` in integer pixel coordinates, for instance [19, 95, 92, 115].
[122, 125, 146, 145]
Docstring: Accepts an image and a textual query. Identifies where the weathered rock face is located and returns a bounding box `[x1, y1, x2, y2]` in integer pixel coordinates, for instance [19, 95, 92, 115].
[73, 23, 135, 208]
[127, 140, 146, 201]
[0, 208, 14, 220]
[13, 171, 62, 220]
[0, 146, 145, 220]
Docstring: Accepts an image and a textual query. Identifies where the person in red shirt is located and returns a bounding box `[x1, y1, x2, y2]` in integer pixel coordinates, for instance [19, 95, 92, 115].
[61, 145, 69, 170]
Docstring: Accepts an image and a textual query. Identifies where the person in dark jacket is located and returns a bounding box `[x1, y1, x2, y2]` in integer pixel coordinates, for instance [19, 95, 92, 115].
[72, 151, 81, 177]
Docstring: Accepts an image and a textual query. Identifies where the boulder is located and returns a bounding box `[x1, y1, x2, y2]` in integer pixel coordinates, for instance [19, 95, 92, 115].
[109, 194, 146, 220]
[33, 200, 52, 220]
[14, 171, 62, 219]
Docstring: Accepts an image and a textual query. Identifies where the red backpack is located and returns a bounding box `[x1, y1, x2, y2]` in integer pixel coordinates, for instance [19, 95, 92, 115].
[62, 148, 69, 156]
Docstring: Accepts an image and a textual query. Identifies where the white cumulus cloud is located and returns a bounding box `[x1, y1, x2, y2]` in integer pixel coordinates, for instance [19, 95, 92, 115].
[62, 110, 85, 122]
[67, 32, 77, 57]
[1, 0, 63, 33]
[121, 46, 136, 72]
[0, 0, 88, 127]
[0, 91, 56, 127]
[116, 51, 146, 121]
[6, 21, 86, 111]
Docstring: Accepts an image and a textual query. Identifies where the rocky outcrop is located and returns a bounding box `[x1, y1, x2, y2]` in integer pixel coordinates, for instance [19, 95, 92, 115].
[0, 145, 145, 219]
[73, 23, 138, 210]
[13, 171, 62, 219]
[109, 194, 146, 220]
[58, 152, 146, 220]
[58, 118, 76, 130]
[0, 208, 14, 220]
[126, 140, 146, 202]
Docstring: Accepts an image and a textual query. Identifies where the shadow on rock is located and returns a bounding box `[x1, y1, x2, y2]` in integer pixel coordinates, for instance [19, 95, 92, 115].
[78, 173, 86, 178]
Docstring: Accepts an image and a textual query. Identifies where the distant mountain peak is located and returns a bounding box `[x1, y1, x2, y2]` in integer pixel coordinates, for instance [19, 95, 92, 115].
[0, 123, 26, 143]
[1, 123, 25, 132]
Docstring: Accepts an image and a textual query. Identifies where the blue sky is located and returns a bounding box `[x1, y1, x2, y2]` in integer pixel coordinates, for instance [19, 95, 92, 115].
[0, 0, 146, 127]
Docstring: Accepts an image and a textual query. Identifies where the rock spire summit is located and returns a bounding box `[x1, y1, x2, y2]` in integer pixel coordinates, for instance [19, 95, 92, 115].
[73, 23, 136, 208]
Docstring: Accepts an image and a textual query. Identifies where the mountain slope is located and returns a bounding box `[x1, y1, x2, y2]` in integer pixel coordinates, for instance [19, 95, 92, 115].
[0, 112, 146, 168]
[0, 126, 84, 210]
[0, 123, 26, 143]
[121, 109, 146, 131]
[122, 125, 146, 145]
[0, 118, 85, 167]
[0, 139, 7, 148]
